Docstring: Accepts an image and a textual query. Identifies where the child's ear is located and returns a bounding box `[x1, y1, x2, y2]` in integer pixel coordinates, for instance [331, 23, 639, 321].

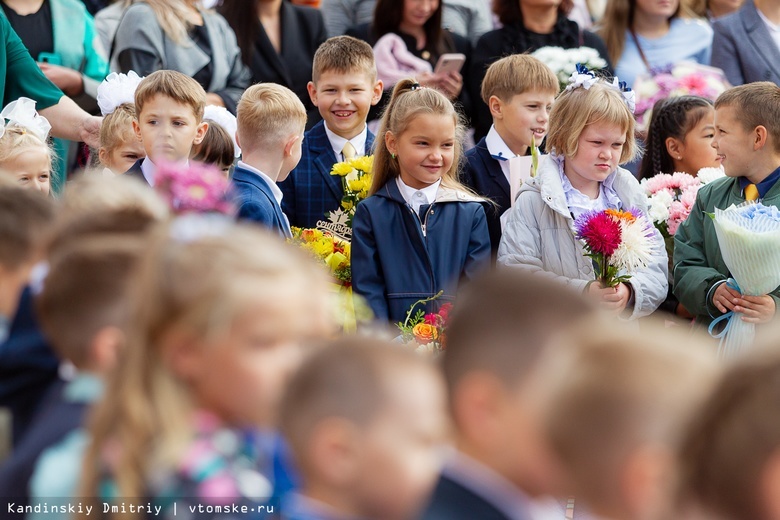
[193, 121, 209, 146]
[665, 136, 683, 161]
[98, 147, 109, 166]
[89, 326, 126, 373]
[371, 80, 384, 106]
[309, 417, 363, 486]
[488, 95, 503, 119]
[753, 125, 768, 150]
[283, 134, 300, 157]
[385, 131, 397, 156]
[307, 81, 319, 106]
[163, 329, 206, 381]
[132, 119, 142, 142]
[621, 444, 673, 519]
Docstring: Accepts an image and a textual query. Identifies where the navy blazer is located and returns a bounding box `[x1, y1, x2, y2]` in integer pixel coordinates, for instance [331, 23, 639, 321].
[461, 138, 511, 258]
[278, 121, 375, 229]
[123, 159, 150, 185]
[232, 164, 292, 238]
[421, 474, 521, 520]
[351, 180, 491, 323]
[711, 0, 780, 85]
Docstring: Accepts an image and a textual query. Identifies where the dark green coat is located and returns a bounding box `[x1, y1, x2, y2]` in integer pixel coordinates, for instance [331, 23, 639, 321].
[673, 176, 780, 325]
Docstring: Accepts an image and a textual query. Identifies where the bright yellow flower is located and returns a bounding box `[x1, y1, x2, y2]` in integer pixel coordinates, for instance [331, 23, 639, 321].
[351, 155, 373, 173]
[347, 177, 368, 193]
[325, 251, 349, 271]
[342, 200, 354, 212]
[331, 162, 353, 177]
[311, 238, 334, 258]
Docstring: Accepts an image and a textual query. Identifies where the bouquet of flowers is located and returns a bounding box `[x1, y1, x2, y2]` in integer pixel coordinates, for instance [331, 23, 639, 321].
[397, 293, 452, 355]
[328, 155, 374, 227]
[709, 203, 780, 357]
[289, 227, 351, 285]
[633, 62, 730, 130]
[642, 168, 726, 260]
[531, 46, 608, 91]
[154, 161, 234, 215]
[575, 209, 657, 288]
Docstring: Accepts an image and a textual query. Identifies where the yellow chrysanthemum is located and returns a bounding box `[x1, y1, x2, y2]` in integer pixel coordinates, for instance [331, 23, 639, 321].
[347, 177, 369, 193]
[331, 162, 353, 177]
[342, 200, 354, 212]
[351, 155, 373, 174]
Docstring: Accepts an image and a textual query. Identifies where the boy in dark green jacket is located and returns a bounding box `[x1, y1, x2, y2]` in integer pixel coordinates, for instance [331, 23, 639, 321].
[674, 82, 780, 327]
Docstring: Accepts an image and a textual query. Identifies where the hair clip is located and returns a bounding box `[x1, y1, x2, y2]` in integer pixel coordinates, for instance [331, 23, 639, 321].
[565, 64, 598, 92]
[612, 77, 636, 114]
[410, 83, 422, 91]
[0, 97, 51, 141]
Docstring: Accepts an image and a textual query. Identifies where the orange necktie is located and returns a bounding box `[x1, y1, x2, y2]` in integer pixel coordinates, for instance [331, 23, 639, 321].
[744, 183, 759, 201]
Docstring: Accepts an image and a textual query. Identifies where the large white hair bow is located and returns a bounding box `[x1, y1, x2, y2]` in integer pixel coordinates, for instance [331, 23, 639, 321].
[204, 105, 241, 158]
[97, 71, 144, 116]
[0, 97, 51, 141]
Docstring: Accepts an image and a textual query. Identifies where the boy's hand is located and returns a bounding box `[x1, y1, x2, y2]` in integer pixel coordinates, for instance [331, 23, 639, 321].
[734, 295, 777, 324]
[712, 282, 741, 314]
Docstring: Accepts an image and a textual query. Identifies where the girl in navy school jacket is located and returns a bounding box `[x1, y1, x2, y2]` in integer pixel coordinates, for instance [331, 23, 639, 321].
[352, 79, 491, 323]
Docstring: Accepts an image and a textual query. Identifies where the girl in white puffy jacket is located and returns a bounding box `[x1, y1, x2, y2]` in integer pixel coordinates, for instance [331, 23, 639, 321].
[497, 77, 667, 319]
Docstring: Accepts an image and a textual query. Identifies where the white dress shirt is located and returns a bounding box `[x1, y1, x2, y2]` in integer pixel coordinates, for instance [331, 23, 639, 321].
[485, 125, 519, 182]
[324, 123, 368, 161]
[395, 177, 441, 214]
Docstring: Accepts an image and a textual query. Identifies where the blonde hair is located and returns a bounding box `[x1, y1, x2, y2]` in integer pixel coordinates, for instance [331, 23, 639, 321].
[311, 35, 377, 83]
[545, 81, 638, 163]
[99, 103, 137, 153]
[78, 219, 330, 504]
[371, 79, 469, 195]
[59, 174, 169, 223]
[135, 70, 206, 123]
[480, 54, 559, 105]
[138, 0, 200, 45]
[0, 126, 54, 176]
[236, 83, 306, 153]
[539, 324, 718, 511]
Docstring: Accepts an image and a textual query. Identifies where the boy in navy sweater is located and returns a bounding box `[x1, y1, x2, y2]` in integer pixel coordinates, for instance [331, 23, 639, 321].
[461, 55, 559, 257]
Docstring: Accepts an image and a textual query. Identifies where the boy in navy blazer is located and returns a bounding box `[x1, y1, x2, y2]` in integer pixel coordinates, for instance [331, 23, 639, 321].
[279, 36, 383, 229]
[461, 55, 559, 257]
[232, 84, 307, 238]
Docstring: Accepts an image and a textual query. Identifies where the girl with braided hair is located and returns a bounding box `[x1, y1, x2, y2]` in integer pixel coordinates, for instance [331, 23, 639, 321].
[639, 96, 722, 180]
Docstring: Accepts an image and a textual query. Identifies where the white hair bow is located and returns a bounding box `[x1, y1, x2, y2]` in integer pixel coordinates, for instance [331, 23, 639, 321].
[565, 65, 598, 92]
[0, 97, 51, 141]
[612, 77, 636, 114]
[204, 105, 241, 158]
[97, 71, 144, 116]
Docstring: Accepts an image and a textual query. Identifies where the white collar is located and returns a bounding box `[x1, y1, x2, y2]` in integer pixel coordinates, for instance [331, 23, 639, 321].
[324, 123, 368, 161]
[395, 176, 441, 208]
[485, 125, 519, 162]
[442, 450, 532, 520]
[140, 157, 156, 186]
[237, 161, 284, 206]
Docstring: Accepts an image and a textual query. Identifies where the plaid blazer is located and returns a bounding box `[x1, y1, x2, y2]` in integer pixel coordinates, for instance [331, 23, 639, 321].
[278, 120, 374, 229]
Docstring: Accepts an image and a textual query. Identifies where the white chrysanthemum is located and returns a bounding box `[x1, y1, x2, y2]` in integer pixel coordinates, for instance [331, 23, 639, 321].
[697, 166, 726, 185]
[611, 216, 657, 273]
[648, 190, 673, 223]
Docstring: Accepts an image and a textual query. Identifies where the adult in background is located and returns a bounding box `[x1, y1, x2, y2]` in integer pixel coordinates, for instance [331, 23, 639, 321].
[322, 0, 493, 45]
[599, 0, 712, 88]
[470, 0, 611, 140]
[710, 0, 780, 85]
[111, 0, 251, 114]
[219, 0, 326, 129]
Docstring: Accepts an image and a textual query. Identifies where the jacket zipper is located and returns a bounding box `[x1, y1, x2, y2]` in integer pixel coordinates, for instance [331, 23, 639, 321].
[408, 204, 437, 296]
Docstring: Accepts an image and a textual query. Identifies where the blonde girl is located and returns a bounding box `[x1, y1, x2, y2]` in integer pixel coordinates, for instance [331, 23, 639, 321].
[498, 76, 667, 319]
[96, 72, 146, 175]
[351, 78, 491, 323]
[0, 98, 54, 196]
[78, 217, 333, 514]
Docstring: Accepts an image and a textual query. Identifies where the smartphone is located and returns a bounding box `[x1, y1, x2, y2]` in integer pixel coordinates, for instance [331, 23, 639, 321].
[38, 52, 63, 66]
[434, 53, 466, 75]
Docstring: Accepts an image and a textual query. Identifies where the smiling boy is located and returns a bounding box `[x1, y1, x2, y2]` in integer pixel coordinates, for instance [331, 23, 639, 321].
[674, 82, 780, 327]
[278, 36, 383, 229]
[123, 70, 208, 186]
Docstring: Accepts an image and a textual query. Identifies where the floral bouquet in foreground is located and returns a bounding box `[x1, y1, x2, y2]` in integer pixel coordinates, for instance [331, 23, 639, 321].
[708, 203, 780, 357]
[633, 62, 730, 130]
[575, 209, 657, 288]
[289, 227, 351, 285]
[328, 155, 374, 227]
[531, 46, 608, 91]
[397, 292, 452, 355]
[154, 161, 233, 215]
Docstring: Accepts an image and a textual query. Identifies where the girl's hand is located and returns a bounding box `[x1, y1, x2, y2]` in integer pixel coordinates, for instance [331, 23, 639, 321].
[437, 71, 463, 100]
[734, 295, 777, 324]
[587, 282, 630, 314]
[38, 63, 84, 97]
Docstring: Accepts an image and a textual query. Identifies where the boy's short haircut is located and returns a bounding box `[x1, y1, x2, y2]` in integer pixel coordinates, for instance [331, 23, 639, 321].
[0, 186, 54, 269]
[442, 270, 595, 398]
[715, 82, 780, 153]
[59, 174, 168, 224]
[311, 35, 377, 83]
[480, 54, 559, 105]
[37, 237, 143, 368]
[236, 83, 307, 153]
[540, 325, 718, 509]
[678, 348, 780, 520]
[134, 70, 206, 122]
[280, 338, 435, 457]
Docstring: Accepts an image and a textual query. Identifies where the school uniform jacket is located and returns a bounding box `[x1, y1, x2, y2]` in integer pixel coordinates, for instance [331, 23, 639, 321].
[461, 137, 511, 257]
[278, 120, 375, 229]
[232, 164, 292, 239]
[351, 180, 491, 323]
[122, 159, 148, 185]
[422, 475, 521, 520]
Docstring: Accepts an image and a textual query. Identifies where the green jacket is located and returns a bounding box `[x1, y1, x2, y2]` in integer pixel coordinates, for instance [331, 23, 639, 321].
[0, 12, 63, 109]
[673, 176, 780, 325]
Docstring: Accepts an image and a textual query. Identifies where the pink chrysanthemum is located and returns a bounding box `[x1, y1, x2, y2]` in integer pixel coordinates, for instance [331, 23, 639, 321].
[575, 211, 622, 256]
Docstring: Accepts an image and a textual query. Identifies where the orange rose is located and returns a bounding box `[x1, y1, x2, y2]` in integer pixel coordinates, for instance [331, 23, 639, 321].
[413, 323, 439, 343]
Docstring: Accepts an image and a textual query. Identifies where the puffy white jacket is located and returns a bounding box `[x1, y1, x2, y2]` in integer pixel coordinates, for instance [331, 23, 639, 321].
[497, 155, 668, 319]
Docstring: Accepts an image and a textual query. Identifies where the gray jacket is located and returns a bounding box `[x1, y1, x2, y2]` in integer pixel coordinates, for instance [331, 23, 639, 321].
[711, 0, 780, 85]
[497, 155, 668, 320]
[110, 2, 251, 109]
